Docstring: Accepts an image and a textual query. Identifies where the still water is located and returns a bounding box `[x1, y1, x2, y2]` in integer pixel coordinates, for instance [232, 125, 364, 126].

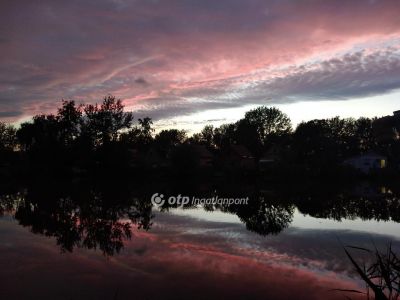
[0, 179, 399, 300]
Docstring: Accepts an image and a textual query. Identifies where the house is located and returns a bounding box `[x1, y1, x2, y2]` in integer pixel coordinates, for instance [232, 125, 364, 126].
[343, 153, 387, 174]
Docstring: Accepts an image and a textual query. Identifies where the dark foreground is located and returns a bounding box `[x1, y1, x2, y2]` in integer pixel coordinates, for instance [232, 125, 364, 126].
[1, 178, 399, 300]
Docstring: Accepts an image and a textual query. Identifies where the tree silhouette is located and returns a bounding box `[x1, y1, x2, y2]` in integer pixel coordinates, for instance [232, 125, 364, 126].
[0, 122, 17, 151]
[244, 106, 292, 144]
[154, 129, 187, 150]
[9, 179, 154, 255]
[234, 118, 262, 156]
[83, 95, 133, 146]
[199, 125, 215, 147]
[1, 95, 398, 178]
[213, 123, 236, 149]
[57, 100, 82, 147]
[120, 117, 154, 152]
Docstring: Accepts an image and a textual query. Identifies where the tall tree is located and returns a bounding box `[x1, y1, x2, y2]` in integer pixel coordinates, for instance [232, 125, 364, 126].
[17, 114, 61, 151]
[234, 119, 262, 156]
[119, 117, 154, 151]
[354, 117, 375, 152]
[138, 117, 154, 142]
[293, 119, 334, 165]
[213, 123, 236, 149]
[199, 125, 215, 147]
[0, 122, 17, 151]
[57, 100, 82, 147]
[244, 106, 292, 143]
[83, 96, 133, 146]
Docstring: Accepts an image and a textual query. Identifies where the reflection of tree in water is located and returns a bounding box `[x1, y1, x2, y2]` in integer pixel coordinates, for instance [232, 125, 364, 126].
[0, 192, 22, 216]
[2, 179, 400, 255]
[207, 188, 295, 235]
[0, 182, 22, 216]
[210, 181, 400, 235]
[4, 180, 153, 256]
[290, 183, 400, 223]
[232, 197, 294, 235]
[156, 181, 295, 236]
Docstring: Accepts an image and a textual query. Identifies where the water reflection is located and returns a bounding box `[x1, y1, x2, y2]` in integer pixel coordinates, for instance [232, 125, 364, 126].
[288, 182, 400, 222]
[1, 179, 400, 255]
[0, 180, 153, 255]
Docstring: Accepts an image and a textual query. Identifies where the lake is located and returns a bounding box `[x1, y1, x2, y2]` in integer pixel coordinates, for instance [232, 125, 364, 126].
[1, 178, 399, 300]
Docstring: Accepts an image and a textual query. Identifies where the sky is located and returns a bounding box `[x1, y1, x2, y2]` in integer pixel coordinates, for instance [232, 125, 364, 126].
[1, 0, 400, 132]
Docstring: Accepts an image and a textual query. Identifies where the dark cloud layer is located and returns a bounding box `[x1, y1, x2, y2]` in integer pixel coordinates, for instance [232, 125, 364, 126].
[0, 111, 22, 118]
[1, 0, 400, 123]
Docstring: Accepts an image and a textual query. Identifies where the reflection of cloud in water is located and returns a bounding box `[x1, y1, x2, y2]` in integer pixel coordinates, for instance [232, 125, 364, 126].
[152, 209, 400, 277]
[0, 214, 367, 300]
[167, 207, 400, 239]
[2, 180, 400, 299]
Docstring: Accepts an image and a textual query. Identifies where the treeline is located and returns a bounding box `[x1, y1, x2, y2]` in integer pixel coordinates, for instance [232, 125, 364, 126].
[0, 95, 399, 178]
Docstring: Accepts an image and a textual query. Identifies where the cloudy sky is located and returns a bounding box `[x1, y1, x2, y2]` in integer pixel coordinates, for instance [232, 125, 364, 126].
[1, 0, 400, 132]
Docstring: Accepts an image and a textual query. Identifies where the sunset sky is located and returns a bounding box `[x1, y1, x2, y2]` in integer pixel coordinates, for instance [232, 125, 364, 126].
[1, 0, 400, 132]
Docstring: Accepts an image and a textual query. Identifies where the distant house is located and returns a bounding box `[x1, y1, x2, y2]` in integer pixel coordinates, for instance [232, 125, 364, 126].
[191, 145, 214, 168]
[343, 153, 387, 174]
[225, 145, 256, 171]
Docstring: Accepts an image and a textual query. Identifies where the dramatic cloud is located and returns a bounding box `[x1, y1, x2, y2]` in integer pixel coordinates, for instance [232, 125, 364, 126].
[1, 0, 400, 124]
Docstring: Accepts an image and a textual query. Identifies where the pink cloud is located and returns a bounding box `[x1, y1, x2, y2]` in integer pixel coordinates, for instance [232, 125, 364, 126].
[1, 0, 400, 124]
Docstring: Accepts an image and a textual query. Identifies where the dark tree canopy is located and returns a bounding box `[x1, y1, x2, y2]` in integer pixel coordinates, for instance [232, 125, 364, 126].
[83, 96, 133, 146]
[244, 106, 292, 143]
[234, 119, 262, 155]
[57, 100, 82, 146]
[199, 125, 214, 147]
[154, 129, 187, 150]
[213, 123, 236, 149]
[0, 122, 17, 151]
[17, 114, 60, 151]
[120, 117, 154, 151]
[0, 95, 397, 178]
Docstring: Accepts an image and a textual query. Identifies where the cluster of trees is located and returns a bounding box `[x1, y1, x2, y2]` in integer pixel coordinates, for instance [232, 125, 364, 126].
[0, 95, 399, 177]
[189, 106, 292, 157]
